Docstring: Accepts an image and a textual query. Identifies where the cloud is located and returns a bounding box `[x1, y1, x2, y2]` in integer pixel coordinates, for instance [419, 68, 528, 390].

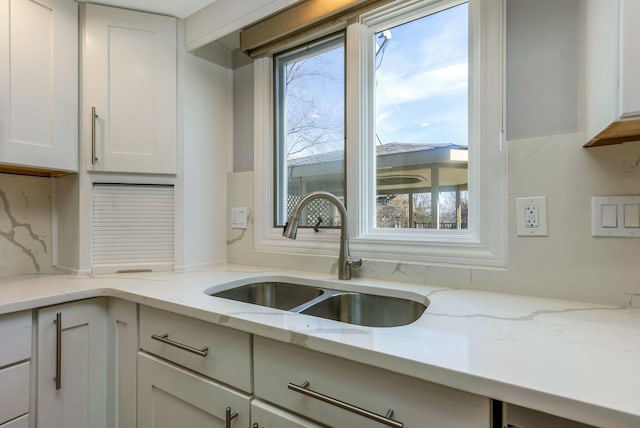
[375, 63, 468, 108]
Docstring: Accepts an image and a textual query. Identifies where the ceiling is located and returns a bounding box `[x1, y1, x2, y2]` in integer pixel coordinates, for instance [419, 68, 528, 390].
[87, 0, 216, 18]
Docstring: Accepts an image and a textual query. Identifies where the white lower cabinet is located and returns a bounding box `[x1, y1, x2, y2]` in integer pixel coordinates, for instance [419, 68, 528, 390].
[107, 299, 138, 428]
[0, 310, 31, 427]
[254, 336, 491, 428]
[503, 403, 594, 428]
[138, 353, 250, 428]
[251, 400, 323, 428]
[0, 414, 29, 428]
[37, 298, 108, 428]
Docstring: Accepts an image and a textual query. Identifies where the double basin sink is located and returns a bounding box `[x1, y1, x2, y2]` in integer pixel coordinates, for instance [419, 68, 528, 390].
[206, 280, 428, 327]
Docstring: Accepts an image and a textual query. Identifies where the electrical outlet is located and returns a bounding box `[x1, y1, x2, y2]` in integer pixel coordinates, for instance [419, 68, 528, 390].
[516, 197, 548, 236]
[524, 205, 539, 228]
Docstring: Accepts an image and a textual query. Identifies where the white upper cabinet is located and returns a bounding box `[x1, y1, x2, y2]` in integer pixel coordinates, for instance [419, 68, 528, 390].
[619, 0, 640, 118]
[582, 0, 640, 147]
[0, 0, 78, 173]
[83, 4, 177, 174]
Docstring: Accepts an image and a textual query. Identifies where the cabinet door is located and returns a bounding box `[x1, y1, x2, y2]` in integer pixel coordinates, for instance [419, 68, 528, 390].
[504, 403, 595, 428]
[83, 3, 177, 174]
[620, 0, 640, 117]
[254, 336, 490, 428]
[107, 299, 138, 428]
[0, 414, 28, 428]
[37, 298, 108, 428]
[138, 353, 250, 428]
[251, 400, 323, 428]
[0, 0, 78, 172]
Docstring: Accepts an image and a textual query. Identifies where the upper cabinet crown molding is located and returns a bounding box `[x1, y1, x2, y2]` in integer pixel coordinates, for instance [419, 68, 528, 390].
[183, 0, 300, 52]
[0, 0, 78, 174]
[582, 0, 640, 147]
[82, 3, 177, 174]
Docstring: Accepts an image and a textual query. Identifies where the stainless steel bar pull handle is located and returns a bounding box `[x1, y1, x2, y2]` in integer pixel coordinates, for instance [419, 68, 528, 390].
[91, 106, 99, 165]
[54, 312, 62, 390]
[225, 406, 238, 428]
[288, 381, 403, 428]
[151, 333, 209, 357]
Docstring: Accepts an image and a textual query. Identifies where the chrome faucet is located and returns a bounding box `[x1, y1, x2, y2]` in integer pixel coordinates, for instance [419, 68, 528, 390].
[283, 191, 362, 280]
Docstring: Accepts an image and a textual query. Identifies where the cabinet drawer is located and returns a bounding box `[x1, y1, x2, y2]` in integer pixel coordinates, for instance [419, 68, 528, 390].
[0, 362, 30, 425]
[139, 306, 251, 391]
[254, 336, 490, 428]
[0, 311, 31, 367]
[251, 400, 324, 428]
[0, 414, 29, 428]
[138, 352, 250, 428]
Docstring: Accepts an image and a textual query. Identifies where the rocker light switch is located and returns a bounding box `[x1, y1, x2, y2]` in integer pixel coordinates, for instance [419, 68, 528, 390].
[592, 196, 640, 237]
[231, 207, 248, 229]
[624, 204, 640, 228]
[601, 205, 618, 228]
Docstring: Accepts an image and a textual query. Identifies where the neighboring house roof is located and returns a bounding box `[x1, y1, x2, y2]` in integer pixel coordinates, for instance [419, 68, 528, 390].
[288, 143, 467, 166]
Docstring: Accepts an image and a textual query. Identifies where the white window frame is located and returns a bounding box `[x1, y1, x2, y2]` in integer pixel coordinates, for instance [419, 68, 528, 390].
[253, 0, 506, 267]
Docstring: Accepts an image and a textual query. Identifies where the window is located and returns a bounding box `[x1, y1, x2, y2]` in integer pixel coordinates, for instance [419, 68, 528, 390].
[373, 3, 469, 231]
[254, 0, 506, 267]
[274, 34, 345, 228]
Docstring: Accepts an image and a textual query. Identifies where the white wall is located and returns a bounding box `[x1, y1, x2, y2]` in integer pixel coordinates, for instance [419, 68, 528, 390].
[226, 0, 640, 306]
[175, 43, 232, 271]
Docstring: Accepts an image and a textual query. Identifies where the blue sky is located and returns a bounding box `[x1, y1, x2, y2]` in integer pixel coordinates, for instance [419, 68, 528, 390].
[375, 3, 469, 146]
[283, 2, 469, 158]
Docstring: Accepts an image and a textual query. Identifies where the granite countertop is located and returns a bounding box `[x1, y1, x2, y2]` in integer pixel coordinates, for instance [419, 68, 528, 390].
[0, 265, 638, 427]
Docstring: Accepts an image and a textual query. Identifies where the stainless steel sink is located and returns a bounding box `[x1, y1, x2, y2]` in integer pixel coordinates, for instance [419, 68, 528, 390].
[208, 280, 428, 327]
[208, 282, 324, 310]
[300, 292, 427, 327]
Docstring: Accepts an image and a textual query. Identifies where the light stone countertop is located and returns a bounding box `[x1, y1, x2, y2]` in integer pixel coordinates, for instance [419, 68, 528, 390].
[0, 265, 638, 427]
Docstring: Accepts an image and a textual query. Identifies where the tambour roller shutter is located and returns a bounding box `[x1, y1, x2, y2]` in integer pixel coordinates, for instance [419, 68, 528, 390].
[92, 184, 174, 273]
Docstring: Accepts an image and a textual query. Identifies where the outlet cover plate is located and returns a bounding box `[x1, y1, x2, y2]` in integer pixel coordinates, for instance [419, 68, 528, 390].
[516, 196, 548, 236]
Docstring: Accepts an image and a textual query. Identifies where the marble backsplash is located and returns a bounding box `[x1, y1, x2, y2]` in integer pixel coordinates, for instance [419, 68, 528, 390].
[227, 132, 640, 307]
[0, 173, 54, 275]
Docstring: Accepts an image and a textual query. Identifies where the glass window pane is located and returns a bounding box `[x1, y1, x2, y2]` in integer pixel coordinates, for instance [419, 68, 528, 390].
[274, 34, 345, 227]
[374, 4, 469, 230]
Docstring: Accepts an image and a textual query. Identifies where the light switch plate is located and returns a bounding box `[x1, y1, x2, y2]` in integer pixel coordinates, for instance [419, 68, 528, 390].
[592, 196, 640, 237]
[231, 207, 248, 229]
[516, 196, 548, 236]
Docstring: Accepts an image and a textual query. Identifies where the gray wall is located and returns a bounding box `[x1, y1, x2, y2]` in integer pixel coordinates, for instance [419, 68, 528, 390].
[232, 51, 255, 172]
[506, 0, 579, 140]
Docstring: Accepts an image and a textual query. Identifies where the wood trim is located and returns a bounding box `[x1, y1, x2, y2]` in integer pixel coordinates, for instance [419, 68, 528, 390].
[584, 117, 640, 147]
[240, 0, 392, 56]
[0, 164, 73, 177]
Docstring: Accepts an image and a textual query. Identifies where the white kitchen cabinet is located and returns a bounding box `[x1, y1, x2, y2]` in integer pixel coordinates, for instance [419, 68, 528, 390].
[504, 403, 594, 428]
[37, 298, 108, 428]
[107, 299, 138, 428]
[0, 310, 31, 428]
[0, 414, 28, 428]
[251, 400, 323, 428]
[582, 0, 640, 147]
[138, 353, 250, 428]
[254, 336, 491, 428]
[139, 305, 252, 392]
[619, 0, 640, 118]
[0, 0, 78, 173]
[82, 3, 177, 174]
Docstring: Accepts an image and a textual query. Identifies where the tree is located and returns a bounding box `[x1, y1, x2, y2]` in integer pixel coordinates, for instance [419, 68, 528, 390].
[282, 50, 344, 159]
